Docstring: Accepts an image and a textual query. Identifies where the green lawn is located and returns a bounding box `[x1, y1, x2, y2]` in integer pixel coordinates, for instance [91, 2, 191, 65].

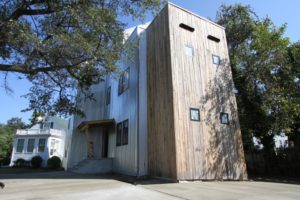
[0, 167, 62, 174]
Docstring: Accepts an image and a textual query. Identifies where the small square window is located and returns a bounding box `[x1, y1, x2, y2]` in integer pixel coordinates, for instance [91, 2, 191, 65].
[220, 112, 229, 125]
[185, 45, 194, 57]
[190, 108, 200, 121]
[212, 55, 221, 65]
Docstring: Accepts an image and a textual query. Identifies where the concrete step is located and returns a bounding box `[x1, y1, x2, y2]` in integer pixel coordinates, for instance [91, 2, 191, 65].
[71, 159, 113, 174]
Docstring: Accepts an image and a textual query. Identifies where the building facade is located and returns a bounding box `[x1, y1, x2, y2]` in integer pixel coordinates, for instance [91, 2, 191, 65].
[10, 116, 67, 168]
[67, 3, 247, 181]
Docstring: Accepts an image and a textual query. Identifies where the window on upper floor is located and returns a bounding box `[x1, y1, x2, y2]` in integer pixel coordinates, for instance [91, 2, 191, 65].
[38, 138, 46, 153]
[27, 138, 35, 153]
[16, 139, 25, 153]
[116, 119, 129, 146]
[185, 45, 194, 57]
[179, 23, 195, 32]
[220, 112, 229, 125]
[41, 122, 54, 129]
[207, 35, 220, 43]
[118, 68, 130, 95]
[212, 55, 221, 65]
[106, 86, 111, 105]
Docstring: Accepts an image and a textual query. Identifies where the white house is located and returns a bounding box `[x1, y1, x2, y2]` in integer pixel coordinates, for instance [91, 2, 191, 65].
[10, 116, 68, 168]
[67, 3, 247, 181]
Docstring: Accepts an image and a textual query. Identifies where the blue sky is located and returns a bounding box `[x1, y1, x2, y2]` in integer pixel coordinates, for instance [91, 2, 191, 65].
[0, 0, 299, 124]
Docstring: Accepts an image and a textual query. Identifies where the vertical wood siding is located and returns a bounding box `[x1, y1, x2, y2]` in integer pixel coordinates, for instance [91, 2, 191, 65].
[147, 6, 178, 180]
[147, 3, 247, 180]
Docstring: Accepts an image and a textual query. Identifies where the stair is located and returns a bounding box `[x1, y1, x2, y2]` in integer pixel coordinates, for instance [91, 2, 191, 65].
[71, 159, 113, 174]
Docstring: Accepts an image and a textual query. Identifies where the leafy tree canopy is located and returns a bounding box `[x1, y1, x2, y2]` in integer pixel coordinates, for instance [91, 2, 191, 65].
[217, 4, 300, 150]
[0, 117, 27, 165]
[0, 0, 164, 117]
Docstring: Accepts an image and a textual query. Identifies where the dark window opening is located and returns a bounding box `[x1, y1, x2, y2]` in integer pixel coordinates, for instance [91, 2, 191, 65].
[116, 119, 129, 146]
[190, 108, 200, 121]
[106, 86, 111, 105]
[102, 130, 109, 158]
[122, 120, 128, 145]
[179, 23, 195, 32]
[116, 123, 122, 146]
[220, 112, 229, 125]
[208, 35, 220, 43]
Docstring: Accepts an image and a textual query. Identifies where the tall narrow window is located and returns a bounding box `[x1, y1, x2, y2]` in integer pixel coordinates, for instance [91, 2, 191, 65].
[118, 68, 130, 95]
[38, 138, 46, 153]
[116, 123, 122, 146]
[106, 86, 111, 105]
[122, 120, 129, 145]
[27, 139, 35, 153]
[116, 119, 129, 146]
[16, 139, 25, 153]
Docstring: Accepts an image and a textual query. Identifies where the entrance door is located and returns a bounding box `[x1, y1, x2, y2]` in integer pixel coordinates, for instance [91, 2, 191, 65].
[102, 130, 109, 158]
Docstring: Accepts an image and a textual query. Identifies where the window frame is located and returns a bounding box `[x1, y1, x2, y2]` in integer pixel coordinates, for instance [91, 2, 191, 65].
[38, 138, 46, 153]
[16, 139, 25, 153]
[190, 108, 200, 122]
[220, 112, 230, 125]
[212, 55, 221, 65]
[118, 68, 130, 96]
[27, 138, 35, 153]
[116, 119, 129, 147]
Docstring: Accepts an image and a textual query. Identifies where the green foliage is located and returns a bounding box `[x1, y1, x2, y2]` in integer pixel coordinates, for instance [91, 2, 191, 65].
[217, 4, 300, 152]
[0, 117, 27, 165]
[47, 156, 62, 169]
[31, 156, 43, 168]
[0, 0, 165, 117]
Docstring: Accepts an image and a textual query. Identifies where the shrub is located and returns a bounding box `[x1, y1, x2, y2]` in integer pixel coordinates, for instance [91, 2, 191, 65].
[14, 158, 26, 167]
[47, 156, 62, 169]
[31, 156, 43, 168]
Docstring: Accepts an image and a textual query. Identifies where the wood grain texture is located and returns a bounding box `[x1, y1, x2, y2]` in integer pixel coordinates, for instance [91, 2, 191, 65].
[147, 3, 247, 180]
[147, 6, 178, 180]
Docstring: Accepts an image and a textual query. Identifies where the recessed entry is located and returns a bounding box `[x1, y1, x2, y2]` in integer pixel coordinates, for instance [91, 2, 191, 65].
[179, 23, 195, 32]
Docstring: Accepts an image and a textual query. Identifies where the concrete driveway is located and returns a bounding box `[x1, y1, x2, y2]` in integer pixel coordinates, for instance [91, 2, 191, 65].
[0, 172, 300, 200]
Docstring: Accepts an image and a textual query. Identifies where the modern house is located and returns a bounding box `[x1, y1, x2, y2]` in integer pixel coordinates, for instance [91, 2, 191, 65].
[10, 116, 67, 168]
[67, 3, 248, 181]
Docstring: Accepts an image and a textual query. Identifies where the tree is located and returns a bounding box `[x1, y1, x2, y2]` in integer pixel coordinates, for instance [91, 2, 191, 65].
[0, 117, 27, 165]
[216, 4, 300, 152]
[0, 0, 164, 117]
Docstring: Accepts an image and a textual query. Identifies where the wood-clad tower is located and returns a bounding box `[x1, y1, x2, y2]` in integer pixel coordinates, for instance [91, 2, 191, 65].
[147, 3, 247, 181]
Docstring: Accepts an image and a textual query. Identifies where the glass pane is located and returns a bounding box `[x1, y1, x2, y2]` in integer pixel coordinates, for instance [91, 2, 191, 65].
[27, 139, 35, 153]
[213, 55, 221, 65]
[116, 123, 122, 146]
[38, 139, 46, 152]
[122, 120, 129, 145]
[17, 139, 24, 153]
[220, 113, 229, 124]
[190, 108, 200, 121]
[185, 45, 194, 57]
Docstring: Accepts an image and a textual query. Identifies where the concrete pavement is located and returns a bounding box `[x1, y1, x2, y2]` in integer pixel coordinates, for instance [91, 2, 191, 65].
[0, 172, 300, 200]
